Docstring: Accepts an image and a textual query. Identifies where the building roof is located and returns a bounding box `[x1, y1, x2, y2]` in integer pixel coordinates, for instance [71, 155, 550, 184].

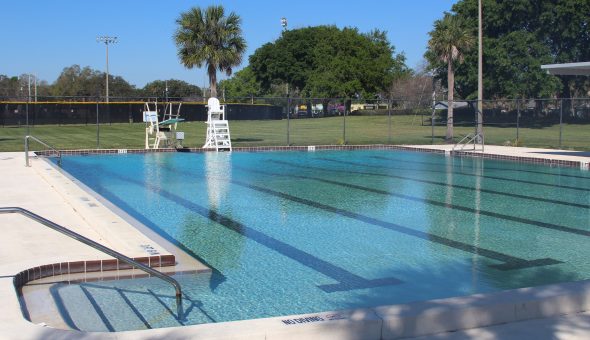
[541, 62, 590, 76]
[433, 101, 471, 110]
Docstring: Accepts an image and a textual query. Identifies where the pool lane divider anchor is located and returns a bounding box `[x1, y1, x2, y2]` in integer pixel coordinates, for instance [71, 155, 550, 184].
[0, 206, 185, 321]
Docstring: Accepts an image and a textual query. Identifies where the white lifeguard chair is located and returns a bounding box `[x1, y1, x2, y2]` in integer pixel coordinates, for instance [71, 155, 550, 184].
[143, 101, 185, 149]
[203, 97, 232, 151]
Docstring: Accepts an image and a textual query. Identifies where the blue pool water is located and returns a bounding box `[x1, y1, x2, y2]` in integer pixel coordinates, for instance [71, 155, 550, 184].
[50, 150, 590, 331]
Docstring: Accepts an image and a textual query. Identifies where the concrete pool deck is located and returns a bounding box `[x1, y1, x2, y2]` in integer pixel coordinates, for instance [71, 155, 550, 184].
[404, 144, 590, 168]
[0, 145, 589, 339]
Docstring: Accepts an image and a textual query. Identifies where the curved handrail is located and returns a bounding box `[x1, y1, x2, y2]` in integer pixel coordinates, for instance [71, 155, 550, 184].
[0, 207, 183, 319]
[25, 135, 62, 167]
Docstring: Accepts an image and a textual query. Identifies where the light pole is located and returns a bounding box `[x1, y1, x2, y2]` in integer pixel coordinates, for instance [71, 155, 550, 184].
[477, 0, 483, 141]
[282, 17, 290, 145]
[96, 35, 118, 103]
[281, 17, 289, 96]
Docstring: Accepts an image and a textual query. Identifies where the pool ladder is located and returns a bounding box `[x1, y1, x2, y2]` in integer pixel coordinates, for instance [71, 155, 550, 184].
[0, 207, 184, 320]
[25, 135, 62, 167]
[452, 132, 485, 153]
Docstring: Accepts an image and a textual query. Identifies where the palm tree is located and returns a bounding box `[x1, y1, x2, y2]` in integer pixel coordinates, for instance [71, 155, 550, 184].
[174, 6, 246, 98]
[428, 14, 474, 141]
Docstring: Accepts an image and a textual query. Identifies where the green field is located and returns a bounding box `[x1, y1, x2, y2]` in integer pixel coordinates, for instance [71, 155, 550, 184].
[1, 115, 588, 152]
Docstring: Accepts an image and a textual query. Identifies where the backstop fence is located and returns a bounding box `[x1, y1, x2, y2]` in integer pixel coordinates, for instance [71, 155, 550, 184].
[0, 96, 588, 151]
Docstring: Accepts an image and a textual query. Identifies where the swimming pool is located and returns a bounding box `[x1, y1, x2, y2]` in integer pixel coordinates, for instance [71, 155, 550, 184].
[49, 150, 590, 331]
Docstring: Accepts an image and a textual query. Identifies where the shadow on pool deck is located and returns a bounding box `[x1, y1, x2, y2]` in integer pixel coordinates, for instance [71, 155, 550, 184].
[339, 260, 585, 339]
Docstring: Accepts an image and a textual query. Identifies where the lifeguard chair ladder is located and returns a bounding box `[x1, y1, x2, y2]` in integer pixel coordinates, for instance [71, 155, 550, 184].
[203, 97, 232, 151]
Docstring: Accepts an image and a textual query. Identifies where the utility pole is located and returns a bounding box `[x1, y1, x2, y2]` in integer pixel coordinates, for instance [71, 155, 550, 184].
[28, 74, 31, 102]
[476, 0, 483, 141]
[96, 36, 118, 103]
[281, 17, 289, 96]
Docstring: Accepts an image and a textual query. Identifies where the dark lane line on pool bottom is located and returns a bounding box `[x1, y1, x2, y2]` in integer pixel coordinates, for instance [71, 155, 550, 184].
[319, 158, 590, 193]
[79, 285, 116, 331]
[225, 178, 561, 271]
[235, 166, 590, 238]
[371, 155, 590, 181]
[270, 160, 590, 210]
[96, 169, 403, 293]
[152, 161, 562, 272]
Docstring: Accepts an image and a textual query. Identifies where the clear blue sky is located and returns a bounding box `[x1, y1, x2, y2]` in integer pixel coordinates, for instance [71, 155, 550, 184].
[1, 0, 457, 87]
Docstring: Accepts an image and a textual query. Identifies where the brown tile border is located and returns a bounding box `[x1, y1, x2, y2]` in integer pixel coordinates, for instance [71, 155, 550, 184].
[35, 144, 447, 156]
[451, 150, 583, 168]
[34, 144, 585, 169]
[12, 254, 177, 290]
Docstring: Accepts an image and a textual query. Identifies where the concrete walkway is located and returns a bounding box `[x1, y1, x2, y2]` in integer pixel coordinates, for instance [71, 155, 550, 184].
[0, 152, 207, 339]
[412, 311, 590, 340]
[405, 144, 590, 165]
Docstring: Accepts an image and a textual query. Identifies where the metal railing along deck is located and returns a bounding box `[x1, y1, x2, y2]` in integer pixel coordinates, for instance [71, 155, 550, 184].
[25, 135, 62, 167]
[0, 206, 184, 319]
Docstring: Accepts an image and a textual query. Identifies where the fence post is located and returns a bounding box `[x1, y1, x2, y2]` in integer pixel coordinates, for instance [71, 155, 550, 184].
[287, 96, 290, 146]
[96, 99, 100, 149]
[516, 99, 520, 146]
[388, 99, 392, 144]
[343, 98, 347, 145]
[431, 106, 435, 145]
[559, 98, 563, 149]
[474, 100, 478, 136]
[25, 103, 30, 136]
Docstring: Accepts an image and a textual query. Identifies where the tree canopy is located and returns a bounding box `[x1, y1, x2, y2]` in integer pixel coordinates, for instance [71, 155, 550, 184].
[142, 79, 202, 98]
[219, 66, 263, 98]
[51, 65, 136, 98]
[174, 5, 246, 98]
[428, 13, 474, 140]
[249, 25, 409, 98]
[0, 66, 204, 100]
[426, 0, 589, 99]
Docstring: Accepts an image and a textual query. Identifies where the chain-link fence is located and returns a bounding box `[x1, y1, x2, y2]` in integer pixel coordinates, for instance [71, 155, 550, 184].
[1, 96, 588, 151]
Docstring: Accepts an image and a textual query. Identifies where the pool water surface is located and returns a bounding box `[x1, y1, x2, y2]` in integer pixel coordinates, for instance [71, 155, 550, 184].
[50, 150, 590, 331]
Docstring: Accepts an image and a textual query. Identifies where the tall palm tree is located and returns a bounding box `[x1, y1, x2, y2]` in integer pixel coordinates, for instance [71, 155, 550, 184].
[428, 14, 474, 141]
[174, 6, 246, 98]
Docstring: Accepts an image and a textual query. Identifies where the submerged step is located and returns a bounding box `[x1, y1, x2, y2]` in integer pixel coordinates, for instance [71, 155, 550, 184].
[21, 272, 213, 331]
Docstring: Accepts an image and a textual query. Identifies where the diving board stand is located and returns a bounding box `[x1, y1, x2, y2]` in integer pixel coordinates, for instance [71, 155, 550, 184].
[203, 97, 232, 151]
[143, 101, 185, 149]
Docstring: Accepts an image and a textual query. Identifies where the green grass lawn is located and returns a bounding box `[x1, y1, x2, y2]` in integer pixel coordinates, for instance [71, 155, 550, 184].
[1, 115, 588, 152]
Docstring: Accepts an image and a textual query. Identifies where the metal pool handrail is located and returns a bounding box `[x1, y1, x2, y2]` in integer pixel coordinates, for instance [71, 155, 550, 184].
[25, 135, 62, 167]
[452, 132, 485, 152]
[0, 207, 184, 319]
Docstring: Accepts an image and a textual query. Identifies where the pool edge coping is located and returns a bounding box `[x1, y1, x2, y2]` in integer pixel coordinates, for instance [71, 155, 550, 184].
[34, 144, 590, 170]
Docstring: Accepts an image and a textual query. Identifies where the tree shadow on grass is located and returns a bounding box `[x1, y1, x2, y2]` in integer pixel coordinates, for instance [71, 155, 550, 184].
[232, 138, 264, 142]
